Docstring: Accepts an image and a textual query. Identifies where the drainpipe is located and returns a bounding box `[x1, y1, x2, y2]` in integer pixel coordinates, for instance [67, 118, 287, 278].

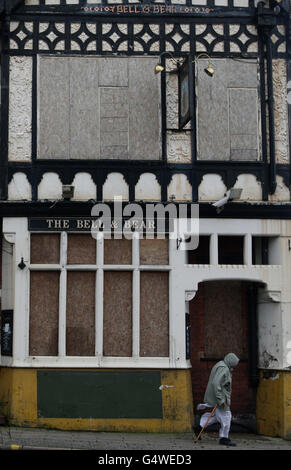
[266, 35, 277, 194]
[248, 284, 259, 387]
[256, 1, 277, 195]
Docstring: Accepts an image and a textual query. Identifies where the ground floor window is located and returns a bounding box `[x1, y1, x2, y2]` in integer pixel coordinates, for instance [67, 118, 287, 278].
[29, 233, 170, 360]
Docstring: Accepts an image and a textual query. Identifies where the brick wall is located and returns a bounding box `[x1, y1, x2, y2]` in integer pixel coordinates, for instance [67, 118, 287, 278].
[189, 281, 257, 415]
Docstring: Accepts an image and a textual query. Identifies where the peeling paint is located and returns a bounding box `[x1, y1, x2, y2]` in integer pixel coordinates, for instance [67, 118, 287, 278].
[261, 351, 279, 368]
[262, 370, 279, 380]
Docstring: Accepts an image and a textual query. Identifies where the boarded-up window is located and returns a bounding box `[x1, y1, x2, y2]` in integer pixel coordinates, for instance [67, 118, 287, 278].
[30, 234, 60, 264]
[104, 238, 132, 265]
[29, 271, 59, 356]
[140, 272, 169, 357]
[196, 59, 260, 161]
[67, 234, 96, 264]
[66, 271, 95, 356]
[38, 56, 161, 160]
[103, 271, 132, 356]
[140, 238, 169, 265]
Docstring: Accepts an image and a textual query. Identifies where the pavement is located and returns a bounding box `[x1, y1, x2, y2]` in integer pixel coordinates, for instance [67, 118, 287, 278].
[0, 425, 290, 452]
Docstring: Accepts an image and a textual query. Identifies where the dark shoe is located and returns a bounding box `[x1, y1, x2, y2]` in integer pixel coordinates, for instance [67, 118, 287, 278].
[193, 425, 202, 440]
[219, 437, 236, 447]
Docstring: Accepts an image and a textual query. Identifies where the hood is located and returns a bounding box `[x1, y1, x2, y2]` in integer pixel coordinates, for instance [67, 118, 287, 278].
[224, 353, 239, 370]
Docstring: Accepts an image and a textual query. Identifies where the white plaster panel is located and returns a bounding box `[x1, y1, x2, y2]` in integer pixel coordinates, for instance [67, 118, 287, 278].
[269, 176, 290, 202]
[233, 174, 262, 201]
[103, 173, 129, 201]
[38, 172, 63, 200]
[285, 334, 291, 368]
[71, 173, 97, 200]
[8, 173, 32, 200]
[8, 56, 32, 161]
[198, 174, 227, 201]
[167, 132, 191, 163]
[168, 174, 192, 201]
[273, 59, 289, 164]
[257, 293, 282, 369]
[166, 72, 178, 129]
[135, 173, 161, 201]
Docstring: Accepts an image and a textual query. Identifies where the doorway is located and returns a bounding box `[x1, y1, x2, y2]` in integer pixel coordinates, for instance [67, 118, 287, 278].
[189, 280, 258, 423]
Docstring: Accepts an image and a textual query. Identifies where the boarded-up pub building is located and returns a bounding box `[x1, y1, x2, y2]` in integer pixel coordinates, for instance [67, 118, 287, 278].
[0, 0, 291, 438]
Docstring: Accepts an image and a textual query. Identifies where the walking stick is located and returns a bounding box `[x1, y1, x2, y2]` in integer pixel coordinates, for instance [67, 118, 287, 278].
[194, 404, 218, 443]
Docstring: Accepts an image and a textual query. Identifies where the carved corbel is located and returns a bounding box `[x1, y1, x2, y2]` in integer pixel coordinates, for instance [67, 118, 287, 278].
[259, 289, 281, 303]
[185, 290, 197, 302]
[3, 233, 16, 244]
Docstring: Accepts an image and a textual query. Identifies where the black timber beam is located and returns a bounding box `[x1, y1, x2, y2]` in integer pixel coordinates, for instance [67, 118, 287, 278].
[0, 201, 290, 219]
[3, 0, 23, 14]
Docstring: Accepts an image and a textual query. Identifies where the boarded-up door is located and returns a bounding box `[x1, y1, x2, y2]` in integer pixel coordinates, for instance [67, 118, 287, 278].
[189, 280, 257, 416]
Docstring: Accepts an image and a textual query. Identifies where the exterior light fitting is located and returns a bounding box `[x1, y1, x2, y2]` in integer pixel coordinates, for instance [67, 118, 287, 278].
[154, 63, 165, 74]
[193, 53, 215, 77]
[154, 52, 181, 74]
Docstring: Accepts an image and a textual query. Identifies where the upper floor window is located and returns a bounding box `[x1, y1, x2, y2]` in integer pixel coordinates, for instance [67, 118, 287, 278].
[195, 58, 261, 161]
[37, 56, 161, 160]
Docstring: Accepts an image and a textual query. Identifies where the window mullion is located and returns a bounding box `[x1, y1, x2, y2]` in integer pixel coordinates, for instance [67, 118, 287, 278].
[132, 233, 140, 359]
[96, 233, 104, 363]
[59, 231, 67, 358]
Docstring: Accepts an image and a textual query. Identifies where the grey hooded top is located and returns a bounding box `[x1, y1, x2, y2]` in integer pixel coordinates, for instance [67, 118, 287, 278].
[203, 353, 240, 411]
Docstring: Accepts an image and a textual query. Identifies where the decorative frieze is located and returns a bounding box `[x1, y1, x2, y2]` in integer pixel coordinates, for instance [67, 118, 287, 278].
[8, 19, 285, 57]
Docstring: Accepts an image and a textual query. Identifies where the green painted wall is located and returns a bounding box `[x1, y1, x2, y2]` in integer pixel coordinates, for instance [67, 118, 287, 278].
[37, 370, 163, 419]
[0, 368, 194, 432]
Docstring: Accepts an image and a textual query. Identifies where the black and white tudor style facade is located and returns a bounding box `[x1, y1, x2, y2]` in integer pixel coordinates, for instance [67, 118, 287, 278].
[0, 0, 291, 438]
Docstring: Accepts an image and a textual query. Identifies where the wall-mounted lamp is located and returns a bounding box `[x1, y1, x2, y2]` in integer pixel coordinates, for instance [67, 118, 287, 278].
[62, 185, 75, 200]
[154, 51, 182, 74]
[193, 53, 215, 77]
[155, 52, 215, 77]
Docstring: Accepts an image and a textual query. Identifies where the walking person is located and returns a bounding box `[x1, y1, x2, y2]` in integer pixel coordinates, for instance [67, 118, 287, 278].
[194, 352, 240, 446]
